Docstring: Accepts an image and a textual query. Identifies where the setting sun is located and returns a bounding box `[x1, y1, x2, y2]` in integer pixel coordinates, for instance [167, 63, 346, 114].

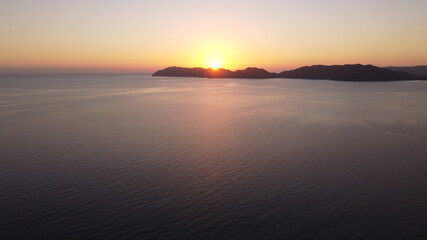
[203, 51, 226, 69]
[210, 62, 221, 69]
[206, 57, 224, 69]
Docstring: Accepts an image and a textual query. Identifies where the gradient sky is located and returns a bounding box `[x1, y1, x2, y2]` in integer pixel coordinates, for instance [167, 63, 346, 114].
[1, 0, 427, 72]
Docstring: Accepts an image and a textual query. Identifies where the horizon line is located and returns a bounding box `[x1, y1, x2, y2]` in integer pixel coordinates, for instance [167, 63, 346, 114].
[1, 64, 427, 75]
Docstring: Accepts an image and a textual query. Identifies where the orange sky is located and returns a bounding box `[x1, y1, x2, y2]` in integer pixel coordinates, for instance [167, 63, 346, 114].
[1, 0, 427, 73]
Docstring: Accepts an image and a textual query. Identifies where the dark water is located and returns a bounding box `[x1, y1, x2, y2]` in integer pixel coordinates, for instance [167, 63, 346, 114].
[1, 74, 427, 239]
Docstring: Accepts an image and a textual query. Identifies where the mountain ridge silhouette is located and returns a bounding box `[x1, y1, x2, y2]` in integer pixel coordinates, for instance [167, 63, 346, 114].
[153, 64, 427, 81]
[385, 65, 427, 76]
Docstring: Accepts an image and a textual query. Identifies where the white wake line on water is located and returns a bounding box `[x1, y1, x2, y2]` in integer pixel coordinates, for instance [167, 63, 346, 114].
[370, 91, 427, 96]
[256, 127, 334, 153]
[286, 97, 358, 106]
[0, 101, 40, 108]
[241, 85, 315, 92]
[340, 118, 418, 139]
[0, 103, 66, 115]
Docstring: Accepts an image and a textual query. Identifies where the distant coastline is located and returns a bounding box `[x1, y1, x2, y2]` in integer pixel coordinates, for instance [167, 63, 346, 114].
[385, 66, 427, 76]
[153, 64, 427, 81]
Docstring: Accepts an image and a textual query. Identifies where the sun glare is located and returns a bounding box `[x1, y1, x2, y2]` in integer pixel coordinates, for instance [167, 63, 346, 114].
[210, 62, 220, 69]
[204, 53, 226, 70]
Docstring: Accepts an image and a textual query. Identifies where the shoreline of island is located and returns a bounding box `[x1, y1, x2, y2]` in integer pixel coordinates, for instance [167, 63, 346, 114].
[152, 64, 427, 81]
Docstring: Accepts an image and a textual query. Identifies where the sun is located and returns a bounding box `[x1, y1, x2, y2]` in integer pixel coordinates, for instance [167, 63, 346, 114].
[210, 62, 221, 69]
[205, 54, 225, 69]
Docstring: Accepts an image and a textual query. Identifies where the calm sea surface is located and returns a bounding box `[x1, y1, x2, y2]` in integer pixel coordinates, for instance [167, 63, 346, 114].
[1, 74, 427, 239]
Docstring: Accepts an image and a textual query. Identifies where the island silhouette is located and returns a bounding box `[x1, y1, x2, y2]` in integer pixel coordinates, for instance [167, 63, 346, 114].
[385, 65, 427, 76]
[153, 64, 427, 81]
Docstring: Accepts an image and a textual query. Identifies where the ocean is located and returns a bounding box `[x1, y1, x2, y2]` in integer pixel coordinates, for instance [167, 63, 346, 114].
[1, 74, 427, 239]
